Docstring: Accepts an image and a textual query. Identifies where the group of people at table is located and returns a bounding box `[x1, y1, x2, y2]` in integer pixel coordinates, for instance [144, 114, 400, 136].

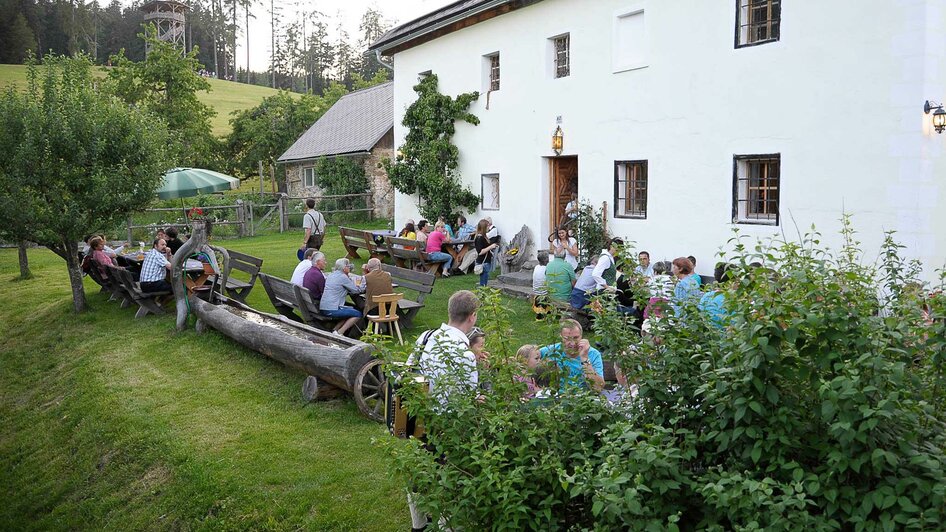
[532, 227, 732, 324]
[395, 214, 500, 285]
[83, 227, 189, 293]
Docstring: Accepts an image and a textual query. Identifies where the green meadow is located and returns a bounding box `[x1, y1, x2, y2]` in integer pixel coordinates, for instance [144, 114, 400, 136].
[0, 229, 538, 530]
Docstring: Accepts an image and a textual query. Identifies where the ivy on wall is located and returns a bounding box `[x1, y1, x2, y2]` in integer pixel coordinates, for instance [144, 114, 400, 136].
[384, 73, 480, 220]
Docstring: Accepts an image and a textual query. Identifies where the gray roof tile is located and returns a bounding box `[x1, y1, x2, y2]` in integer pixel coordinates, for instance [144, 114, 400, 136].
[278, 82, 393, 162]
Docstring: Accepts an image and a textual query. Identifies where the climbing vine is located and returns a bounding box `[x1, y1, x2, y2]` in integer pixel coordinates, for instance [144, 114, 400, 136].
[384, 73, 480, 220]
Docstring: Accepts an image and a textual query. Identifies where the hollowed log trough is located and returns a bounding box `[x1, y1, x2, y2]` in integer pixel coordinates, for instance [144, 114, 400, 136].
[189, 296, 386, 422]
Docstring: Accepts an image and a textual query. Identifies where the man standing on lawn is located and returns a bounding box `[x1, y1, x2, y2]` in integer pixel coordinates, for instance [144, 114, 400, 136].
[545, 248, 577, 302]
[300, 199, 326, 253]
[540, 319, 605, 392]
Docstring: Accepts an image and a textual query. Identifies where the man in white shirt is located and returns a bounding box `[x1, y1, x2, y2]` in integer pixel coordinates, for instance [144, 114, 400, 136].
[415, 290, 480, 404]
[291, 248, 317, 286]
[591, 238, 623, 290]
[532, 250, 549, 296]
[407, 289, 480, 532]
[300, 198, 326, 252]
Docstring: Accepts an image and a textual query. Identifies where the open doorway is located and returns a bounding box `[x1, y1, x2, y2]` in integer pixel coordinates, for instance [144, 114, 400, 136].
[549, 156, 578, 232]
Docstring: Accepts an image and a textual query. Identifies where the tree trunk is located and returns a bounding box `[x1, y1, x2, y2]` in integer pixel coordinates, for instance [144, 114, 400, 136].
[245, 3, 249, 83]
[212, 0, 219, 76]
[60, 240, 88, 312]
[17, 241, 31, 279]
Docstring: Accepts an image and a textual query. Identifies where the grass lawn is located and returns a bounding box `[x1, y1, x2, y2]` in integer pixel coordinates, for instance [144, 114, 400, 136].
[0, 64, 290, 136]
[0, 227, 541, 530]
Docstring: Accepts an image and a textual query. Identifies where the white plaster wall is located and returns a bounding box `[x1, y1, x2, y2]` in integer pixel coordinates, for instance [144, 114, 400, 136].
[391, 0, 946, 279]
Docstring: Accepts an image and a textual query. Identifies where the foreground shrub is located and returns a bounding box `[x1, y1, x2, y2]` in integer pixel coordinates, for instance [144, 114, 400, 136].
[379, 221, 946, 530]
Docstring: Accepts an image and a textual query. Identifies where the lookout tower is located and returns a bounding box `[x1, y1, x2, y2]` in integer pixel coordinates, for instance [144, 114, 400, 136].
[139, 0, 188, 53]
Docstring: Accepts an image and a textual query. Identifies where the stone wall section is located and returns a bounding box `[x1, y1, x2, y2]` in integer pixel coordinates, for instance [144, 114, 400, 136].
[284, 129, 394, 220]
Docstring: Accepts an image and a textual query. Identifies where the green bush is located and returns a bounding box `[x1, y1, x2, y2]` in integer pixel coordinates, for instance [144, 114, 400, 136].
[378, 220, 946, 530]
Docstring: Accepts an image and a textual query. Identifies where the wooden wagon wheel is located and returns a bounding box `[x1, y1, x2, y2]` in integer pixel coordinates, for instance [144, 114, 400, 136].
[353, 359, 386, 422]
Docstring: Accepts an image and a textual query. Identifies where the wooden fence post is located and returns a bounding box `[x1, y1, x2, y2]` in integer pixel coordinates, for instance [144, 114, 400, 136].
[258, 160, 264, 200]
[278, 194, 287, 233]
[236, 199, 245, 238]
[247, 201, 255, 236]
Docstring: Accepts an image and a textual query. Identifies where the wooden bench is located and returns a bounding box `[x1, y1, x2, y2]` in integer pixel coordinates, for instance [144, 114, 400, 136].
[380, 264, 436, 329]
[384, 236, 443, 277]
[339, 227, 389, 261]
[111, 267, 170, 318]
[215, 248, 263, 303]
[258, 273, 339, 330]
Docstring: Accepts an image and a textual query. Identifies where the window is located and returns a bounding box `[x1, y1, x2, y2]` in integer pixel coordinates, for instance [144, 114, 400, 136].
[614, 161, 647, 218]
[485, 53, 500, 91]
[736, 0, 780, 47]
[552, 34, 570, 78]
[733, 154, 780, 224]
[613, 7, 647, 72]
[481, 174, 500, 210]
[303, 166, 315, 188]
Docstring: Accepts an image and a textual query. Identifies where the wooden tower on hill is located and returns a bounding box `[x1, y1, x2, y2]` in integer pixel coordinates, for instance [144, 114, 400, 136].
[139, 0, 188, 54]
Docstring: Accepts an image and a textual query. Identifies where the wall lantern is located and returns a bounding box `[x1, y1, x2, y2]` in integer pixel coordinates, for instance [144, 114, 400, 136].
[551, 125, 564, 155]
[924, 100, 946, 134]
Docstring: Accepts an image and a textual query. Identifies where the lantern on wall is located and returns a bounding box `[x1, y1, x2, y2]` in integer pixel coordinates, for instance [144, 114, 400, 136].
[551, 125, 564, 155]
[924, 100, 945, 134]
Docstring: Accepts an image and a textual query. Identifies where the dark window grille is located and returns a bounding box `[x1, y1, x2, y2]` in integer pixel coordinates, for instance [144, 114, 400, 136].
[489, 54, 500, 91]
[554, 34, 570, 78]
[614, 161, 647, 219]
[733, 154, 780, 224]
[736, 0, 780, 47]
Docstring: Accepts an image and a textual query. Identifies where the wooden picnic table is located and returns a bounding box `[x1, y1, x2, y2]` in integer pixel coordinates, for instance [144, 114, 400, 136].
[121, 254, 210, 294]
[445, 238, 475, 266]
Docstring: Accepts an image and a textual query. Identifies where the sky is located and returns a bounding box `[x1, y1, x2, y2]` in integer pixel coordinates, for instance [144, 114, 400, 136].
[230, 0, 454, 72]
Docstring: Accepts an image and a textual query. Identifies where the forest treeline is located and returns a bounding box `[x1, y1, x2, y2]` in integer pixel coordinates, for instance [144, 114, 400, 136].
[0, 0, 391, 94]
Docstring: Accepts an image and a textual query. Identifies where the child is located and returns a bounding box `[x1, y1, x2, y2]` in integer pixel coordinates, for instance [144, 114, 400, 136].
[514, 344, 542, 398]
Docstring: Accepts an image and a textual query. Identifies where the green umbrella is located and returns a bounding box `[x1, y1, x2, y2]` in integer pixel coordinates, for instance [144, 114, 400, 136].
[156, 167, 241, 222]
[157, 167, 240, 200]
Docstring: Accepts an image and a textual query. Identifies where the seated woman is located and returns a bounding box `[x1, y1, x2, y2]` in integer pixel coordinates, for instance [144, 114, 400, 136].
[397, 221, 416, 250]
[671, 257, 702, 315]
[87, 236, 119, 280]
[319, 258, 366, 337]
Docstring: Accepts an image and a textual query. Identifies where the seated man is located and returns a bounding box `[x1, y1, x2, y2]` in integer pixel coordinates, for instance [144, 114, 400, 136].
[302, 252, 327, 300]
[319, 258, 366, 336]
[569, 256, 599, 309]
[454, 215, 475, 240]
[291, 248, 318, 286]
[363, 258, 394, 315]
[140, 238, 173, 293]
[545, 248, 577, 302]
[425, 222, 454, 276]
[539, 319, 605, 392]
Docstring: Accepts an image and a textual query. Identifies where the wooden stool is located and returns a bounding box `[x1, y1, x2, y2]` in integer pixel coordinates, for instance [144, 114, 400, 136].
[366, 293, 404, 344]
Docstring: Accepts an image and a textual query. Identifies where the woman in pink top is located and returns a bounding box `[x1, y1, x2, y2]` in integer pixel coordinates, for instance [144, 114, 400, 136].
[425, 222, 454, 276]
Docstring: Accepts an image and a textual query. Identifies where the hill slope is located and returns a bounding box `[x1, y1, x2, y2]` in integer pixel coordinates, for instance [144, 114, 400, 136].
[0, 64, 291, 136]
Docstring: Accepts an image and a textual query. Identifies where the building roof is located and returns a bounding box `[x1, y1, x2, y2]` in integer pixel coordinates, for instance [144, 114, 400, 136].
[278, 82, 393, 163]
[369, 0, 541, 56]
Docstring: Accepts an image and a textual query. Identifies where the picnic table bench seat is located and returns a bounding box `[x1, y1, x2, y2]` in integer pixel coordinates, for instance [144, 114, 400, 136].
[383, 236, 443, 277]
[380, 264, 436, 329]
[110, 266, 170, 318]
[258, 273, 339, 330]
[211, 248, 263, 303]
[339, 227, 389, 261]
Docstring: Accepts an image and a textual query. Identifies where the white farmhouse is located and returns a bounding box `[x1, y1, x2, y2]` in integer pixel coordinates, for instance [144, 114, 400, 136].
[370, 0, 946, 279]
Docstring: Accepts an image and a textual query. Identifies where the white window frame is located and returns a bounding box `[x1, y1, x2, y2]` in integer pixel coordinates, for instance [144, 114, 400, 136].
[483, 52, 500, 92]
[612, 4, 648, 73]
[549, 33, 570, 79]
[481, 173, 500, 211]
[732, 154, 780, 225]
[303, 166, 315, 188]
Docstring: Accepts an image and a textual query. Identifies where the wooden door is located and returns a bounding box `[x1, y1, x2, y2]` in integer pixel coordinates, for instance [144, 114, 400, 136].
[549, 156, 578, 230]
